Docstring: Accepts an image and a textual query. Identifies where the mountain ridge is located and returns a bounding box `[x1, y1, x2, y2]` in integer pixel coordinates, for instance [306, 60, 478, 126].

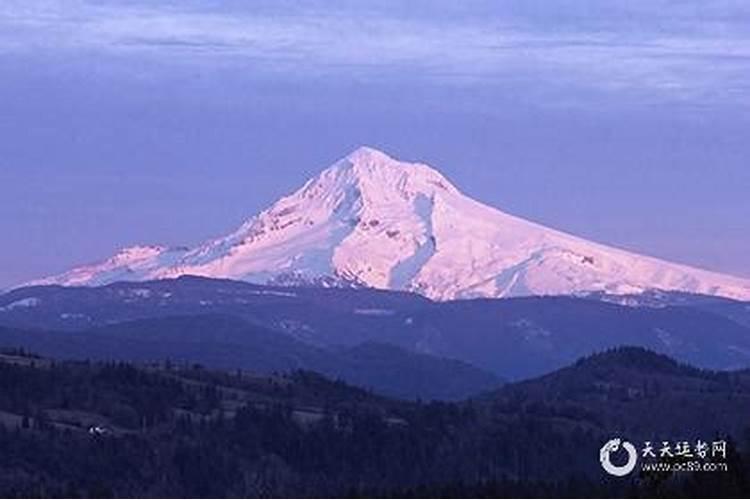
[0, 313, 501, 401]
[1, 345, 749, 497]
[3, 277, 750, 380]
[24, 146, 750, 301]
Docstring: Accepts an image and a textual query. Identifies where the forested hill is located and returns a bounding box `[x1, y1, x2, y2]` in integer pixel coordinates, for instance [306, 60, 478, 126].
[0, 347, 749, 498]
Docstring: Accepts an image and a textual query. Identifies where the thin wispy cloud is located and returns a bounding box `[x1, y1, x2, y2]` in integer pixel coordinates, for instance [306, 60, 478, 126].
[1, 0, 749, 106]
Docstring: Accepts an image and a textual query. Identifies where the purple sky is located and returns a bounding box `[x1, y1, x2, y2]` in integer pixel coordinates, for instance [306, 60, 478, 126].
[1, 0, 749, 288]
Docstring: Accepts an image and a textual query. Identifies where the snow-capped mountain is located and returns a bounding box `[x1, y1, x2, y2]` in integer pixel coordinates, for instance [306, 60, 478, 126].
[25, 147, 750, 301]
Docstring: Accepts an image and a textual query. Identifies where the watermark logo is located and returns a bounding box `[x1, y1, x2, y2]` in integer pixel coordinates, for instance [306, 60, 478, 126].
[600, 437, 729, 477]
[600, 438, 638, 477]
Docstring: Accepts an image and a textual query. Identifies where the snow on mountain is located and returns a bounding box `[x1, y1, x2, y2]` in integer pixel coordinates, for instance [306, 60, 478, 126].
[24, 146, 750, 301]
[33, 245, 191, 288]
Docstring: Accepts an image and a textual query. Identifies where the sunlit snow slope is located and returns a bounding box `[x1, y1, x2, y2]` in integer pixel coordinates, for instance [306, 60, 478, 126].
[26, 147, 750, 300]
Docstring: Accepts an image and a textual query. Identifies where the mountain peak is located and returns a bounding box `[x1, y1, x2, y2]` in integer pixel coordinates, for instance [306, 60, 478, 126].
[345, 145, 395, 165]
[22, 147, 750, 301]
[327, 146, 459, 199]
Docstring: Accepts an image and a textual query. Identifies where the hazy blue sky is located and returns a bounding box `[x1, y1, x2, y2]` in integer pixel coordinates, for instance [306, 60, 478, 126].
[1, 0, 749, 288]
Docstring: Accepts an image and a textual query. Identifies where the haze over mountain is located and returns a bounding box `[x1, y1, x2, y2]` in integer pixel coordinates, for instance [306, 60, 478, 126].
[26, 147, 750, 301]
